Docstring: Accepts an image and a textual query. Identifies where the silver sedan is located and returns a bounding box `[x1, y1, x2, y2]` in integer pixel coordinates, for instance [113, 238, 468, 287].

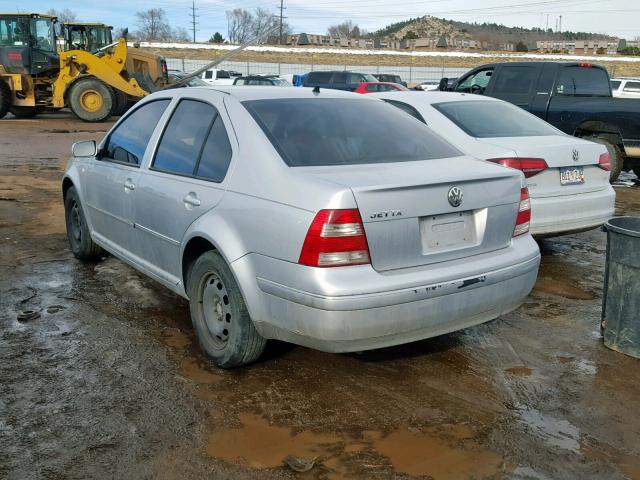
[63, 86, 540, 367]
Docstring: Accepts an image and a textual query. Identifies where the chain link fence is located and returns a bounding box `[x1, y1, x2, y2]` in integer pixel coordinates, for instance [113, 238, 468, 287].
[166, 58, 470, 84]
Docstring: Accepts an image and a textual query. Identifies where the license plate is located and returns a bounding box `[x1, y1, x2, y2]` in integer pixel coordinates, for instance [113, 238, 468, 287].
[560, 166, 584, 185]
[420, 210, 481, 254]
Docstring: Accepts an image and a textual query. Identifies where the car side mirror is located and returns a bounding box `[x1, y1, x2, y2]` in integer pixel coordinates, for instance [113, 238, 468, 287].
[438, 77, 449, 91]
[72, 140, 97, 157]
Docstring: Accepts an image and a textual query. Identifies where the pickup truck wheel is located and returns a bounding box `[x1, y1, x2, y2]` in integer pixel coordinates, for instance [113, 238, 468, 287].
[68, 77, 115, 122]
[589, 137, 623, 183]
[0, 80, 11, 120]
[187, 251, 266, 368]
[64, 186, 104, 260]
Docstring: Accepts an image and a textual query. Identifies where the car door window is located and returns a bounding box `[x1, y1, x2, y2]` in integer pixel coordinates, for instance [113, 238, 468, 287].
[623, 81, 640, 92]
[103, 99, 170, 166]
[610, 80, 621, 90]
[196, 115, 233, 182]
[493, 66, 537, 94]
[332, 72, 347, 84]
[153, 99, 217, 175]
[456, 69, 493, 93]
[365, 84, 378, 92]
[204, 71, 213, 79]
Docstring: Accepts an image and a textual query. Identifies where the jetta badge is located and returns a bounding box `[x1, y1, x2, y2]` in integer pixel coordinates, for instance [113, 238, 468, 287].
[448, 186, 463, 207]
[572, 149, 580, 162]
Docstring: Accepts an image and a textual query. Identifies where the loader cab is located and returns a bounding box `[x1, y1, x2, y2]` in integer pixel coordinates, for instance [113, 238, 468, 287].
[62, 23, 113, 53]
[0, 13, 59, 75]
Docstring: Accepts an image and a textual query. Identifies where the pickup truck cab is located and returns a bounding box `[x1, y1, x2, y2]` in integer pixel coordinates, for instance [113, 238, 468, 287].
[445, 62, 640, 180]
[200, 69, 237, 86]
[611, 77, 640, 99]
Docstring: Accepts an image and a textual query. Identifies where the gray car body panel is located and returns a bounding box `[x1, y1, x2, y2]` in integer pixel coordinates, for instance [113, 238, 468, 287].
[64, 86, 540, 352]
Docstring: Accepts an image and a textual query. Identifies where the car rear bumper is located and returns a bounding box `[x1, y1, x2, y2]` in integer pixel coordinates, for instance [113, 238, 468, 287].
[530, 187, 616, 236]
[232, 235, 540, 352]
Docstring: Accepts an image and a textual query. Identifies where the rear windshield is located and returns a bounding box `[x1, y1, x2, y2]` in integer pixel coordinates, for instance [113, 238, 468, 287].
[243, 98, 459, 166]
[555, 66, 610, 97]
[433, 100, 560, 138]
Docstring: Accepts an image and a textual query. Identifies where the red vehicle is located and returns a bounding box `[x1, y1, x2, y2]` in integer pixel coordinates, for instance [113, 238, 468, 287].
[354, 82, 408, 94]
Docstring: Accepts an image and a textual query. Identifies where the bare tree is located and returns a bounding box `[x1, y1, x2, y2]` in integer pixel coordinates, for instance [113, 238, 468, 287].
[226, 9, 253, 43]
[226, 8, 289, 44]
[135, 8, 171, 41]
[327, 20, 361, 39]
[46, 8, 78, 23]
[172, 27, 190, 42]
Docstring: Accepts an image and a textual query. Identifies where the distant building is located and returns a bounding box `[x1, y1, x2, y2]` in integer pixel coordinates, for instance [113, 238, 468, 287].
[536, 39, 618, 55]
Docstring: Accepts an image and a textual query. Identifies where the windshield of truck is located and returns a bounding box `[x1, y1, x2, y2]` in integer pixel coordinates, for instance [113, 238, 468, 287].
[32, 18, 56, 52]
[433, 100, 560, 138]
[555, 66, 610, 97]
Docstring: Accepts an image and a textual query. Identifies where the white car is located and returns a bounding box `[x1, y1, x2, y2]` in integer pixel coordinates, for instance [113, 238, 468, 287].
[200, 69, 236, 86]
[372, 91, 616, 237]
[415, 81, 440, 91]
[610, 78, 640, 99]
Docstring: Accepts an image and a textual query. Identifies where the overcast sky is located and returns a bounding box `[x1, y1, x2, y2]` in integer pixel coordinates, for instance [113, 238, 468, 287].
[25, 0, 640, 42]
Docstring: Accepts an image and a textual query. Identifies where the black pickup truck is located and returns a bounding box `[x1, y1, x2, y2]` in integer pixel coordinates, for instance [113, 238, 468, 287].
[442, 62, 640, 180]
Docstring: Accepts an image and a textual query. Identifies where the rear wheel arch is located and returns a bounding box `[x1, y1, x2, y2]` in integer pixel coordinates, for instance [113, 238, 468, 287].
[574, 120, 623, 147]
[182, 236, 217, 291]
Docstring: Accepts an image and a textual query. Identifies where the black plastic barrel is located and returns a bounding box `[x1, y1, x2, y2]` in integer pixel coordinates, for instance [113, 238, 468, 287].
[602, 217, 640, 358]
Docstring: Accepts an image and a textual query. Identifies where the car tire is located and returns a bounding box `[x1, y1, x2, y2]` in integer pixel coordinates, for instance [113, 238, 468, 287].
[64, 186, 104, 260]
[68, 77, 115, 122]
[187, 250, 266, 368]
[9, 106, 38, 118]
[0, 80, 11, 120]
[589, 137, 623, 183]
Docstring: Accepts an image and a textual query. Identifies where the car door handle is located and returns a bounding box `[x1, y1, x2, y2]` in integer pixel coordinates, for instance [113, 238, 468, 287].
[183, 193, 201, 207]
[124, 179, 135, 191]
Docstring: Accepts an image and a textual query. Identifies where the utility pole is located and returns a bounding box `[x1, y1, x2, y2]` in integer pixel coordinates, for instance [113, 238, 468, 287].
[190, 0, 198, 43]
[559, 15, 562, 34]
[545, 14, 549, 31]
[278, 0, 285, 45]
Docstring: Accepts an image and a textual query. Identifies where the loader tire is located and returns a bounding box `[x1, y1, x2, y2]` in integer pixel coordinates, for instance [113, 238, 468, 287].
[68, 77, 115, 122]
[113, 90, 130, 116]
[9, 106, 38, 118]
[0, 80, 11, 120]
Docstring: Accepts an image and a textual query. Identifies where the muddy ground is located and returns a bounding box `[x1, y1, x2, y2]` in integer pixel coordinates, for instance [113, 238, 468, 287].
[1, 112, 640, 480]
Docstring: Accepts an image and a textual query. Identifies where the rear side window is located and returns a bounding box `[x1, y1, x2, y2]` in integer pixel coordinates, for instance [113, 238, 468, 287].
[204, 71, 213, 79]
[493, 66, 537, 94]
[307, 72, 332, 83]
[384, 100, 426, 123]
[153, 100, 216, 175]
[197, 116, 233, 182]
[556, 66, 610, 96]
[104, 99, 170, 165]
[610, 80, 621, 90]
[623, 81, 640, 92]
[433, 100, 559, 138]
[243, 98, 458, 166]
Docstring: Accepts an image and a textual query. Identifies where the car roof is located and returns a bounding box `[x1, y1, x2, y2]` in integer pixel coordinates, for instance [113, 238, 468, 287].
[168, 86, 364, 102]
[369, 91, 503, 105]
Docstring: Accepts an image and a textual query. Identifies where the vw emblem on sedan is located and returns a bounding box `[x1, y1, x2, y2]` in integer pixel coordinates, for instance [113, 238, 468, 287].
[448, 186, 463, 207]
[572, 149, 580, 162]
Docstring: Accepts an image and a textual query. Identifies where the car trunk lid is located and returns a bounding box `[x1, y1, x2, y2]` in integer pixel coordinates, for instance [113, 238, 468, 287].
[480, 135, 610, 198]
[307, 156, 523, 272]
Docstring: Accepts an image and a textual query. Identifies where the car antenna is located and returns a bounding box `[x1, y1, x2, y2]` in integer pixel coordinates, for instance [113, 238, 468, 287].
[313, 86, 320, 94]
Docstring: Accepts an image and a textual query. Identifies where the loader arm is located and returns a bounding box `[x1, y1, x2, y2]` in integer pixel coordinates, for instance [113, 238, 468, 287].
[52, 38, 148, 107]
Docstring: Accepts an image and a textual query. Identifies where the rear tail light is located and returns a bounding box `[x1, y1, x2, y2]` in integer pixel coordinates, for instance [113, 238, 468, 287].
[299, 209, 371, 267]
[597, 152, 611, 171]
[513, 187, 531, 237]
[489, 158, 548, 178]
[578, 62, 593, 68]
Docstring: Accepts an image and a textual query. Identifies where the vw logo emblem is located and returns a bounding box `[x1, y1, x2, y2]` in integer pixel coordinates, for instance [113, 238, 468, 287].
[572, 149, 580, 162]
[448, 186, 463, 207]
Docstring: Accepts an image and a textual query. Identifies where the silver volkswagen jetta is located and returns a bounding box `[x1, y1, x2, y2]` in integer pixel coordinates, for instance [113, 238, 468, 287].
[63, 87, 540, 368]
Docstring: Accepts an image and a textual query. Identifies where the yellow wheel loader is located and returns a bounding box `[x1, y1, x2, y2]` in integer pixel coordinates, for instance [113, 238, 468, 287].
[0, 13, 168, 122]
